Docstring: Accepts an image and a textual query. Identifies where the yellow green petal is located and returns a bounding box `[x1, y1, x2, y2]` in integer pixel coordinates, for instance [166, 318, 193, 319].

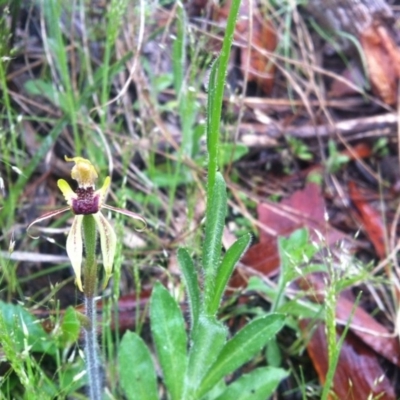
[96, 176, 111, 206]
[66, 215, 84, 291]
[93, 212, 116, 289]
[57, 179, 76, 206]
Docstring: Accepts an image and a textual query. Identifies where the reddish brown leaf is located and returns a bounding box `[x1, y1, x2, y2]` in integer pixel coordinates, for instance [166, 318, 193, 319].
[301, 321, 396, 400]
[336, 296, 400, 367]
[360, 24, 400, 105]
[259, 181, 345, 244]
[341, 142, 372, 160]
[230, 237, 279, 290]
[241, 181, 345, 277]
[241, 240, 280, 278]
[348, 181, 387, 259]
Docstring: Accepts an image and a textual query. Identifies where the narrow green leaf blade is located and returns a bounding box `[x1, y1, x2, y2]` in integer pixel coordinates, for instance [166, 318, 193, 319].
[203, 172, 227, 313]
[172, 3, 185, 95]
[215, 367, 289, 400]
[118, 331, 158, 400]
[210, 233, 251, 315]
[185, 314, 227, 397]
[197, 313, 285, 398]
[150, 282, 187, 400]
[206, 0, 241, 193]
[206, 57, 219, 154]
[177, 248, 200, 330]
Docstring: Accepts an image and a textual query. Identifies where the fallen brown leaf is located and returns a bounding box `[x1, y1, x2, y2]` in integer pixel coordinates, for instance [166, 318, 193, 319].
[360, 24, 400, 105]
[301, 320, 396, 400]
[348, 181, 387, 259]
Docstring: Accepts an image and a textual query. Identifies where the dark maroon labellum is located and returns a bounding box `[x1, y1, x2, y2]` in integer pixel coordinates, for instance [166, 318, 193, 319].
[71, 187, 100, 215]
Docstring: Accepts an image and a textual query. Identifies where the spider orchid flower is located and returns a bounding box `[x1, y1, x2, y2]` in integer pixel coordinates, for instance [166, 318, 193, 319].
[28, 156, 146, 291]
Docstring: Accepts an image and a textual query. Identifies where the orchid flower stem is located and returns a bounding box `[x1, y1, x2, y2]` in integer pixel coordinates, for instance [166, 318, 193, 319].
[83, 215, 98, 298]
[82, 215, 103, 399]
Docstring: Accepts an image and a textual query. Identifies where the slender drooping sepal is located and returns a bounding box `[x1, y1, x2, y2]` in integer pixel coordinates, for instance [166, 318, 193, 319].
[67, 215, 84, 291]
[102, 204, 146, 231]
[93, 212, 117, 288]
[26, 206, 70, 239]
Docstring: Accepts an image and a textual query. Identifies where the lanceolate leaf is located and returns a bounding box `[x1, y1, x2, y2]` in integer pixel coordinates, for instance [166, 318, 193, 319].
[214, 367, 289, 400]
[172, 2, 185, 96]
[118, 331, 158, 400]
[150, 283, 187, 400]
[177, 248, 200, 331]
[206, 0, 241, 193]
[209, 233, 251, 315]
[184, 314, 227, 397]
[203, 172, 227, 314]
[206, 57, 219, 154]
[197, 314, 285, 398]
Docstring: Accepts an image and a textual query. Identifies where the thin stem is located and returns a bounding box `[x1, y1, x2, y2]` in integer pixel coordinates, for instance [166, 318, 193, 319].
[82, 215, 103, 399]
[83, 215, 98, 298]
[84, 295, 102, 400]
